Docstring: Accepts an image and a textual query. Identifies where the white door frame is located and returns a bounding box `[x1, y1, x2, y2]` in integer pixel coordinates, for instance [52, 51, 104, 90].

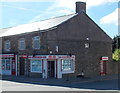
[47, 60, 56, 78]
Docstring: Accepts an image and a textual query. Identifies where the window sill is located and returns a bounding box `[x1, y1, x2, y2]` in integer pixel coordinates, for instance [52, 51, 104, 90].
[30, 71, 42, 73]
[62, 71, 74, 74]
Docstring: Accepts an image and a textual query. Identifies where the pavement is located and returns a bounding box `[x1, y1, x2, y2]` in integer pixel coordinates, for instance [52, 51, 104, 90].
[1, 74, 119, 85]
[1, 74, 119, 92]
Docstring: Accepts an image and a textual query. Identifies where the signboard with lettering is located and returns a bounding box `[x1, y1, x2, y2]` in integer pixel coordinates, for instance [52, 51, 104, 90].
[102, 57, 108, 61]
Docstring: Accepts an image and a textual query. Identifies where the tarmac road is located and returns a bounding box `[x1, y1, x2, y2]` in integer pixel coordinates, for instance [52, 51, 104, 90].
[1, 79, 119, 92]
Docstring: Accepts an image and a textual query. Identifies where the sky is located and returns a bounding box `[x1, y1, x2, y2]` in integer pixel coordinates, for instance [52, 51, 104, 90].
[0, 0, 119, 38]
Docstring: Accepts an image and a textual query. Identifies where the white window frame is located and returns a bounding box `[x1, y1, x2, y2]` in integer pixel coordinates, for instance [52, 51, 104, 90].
[85, 43, 90, 48]
[30, 58, 42, 73]
[32, 36, 40, 49]
[1, 58, 11, 71]
[62, 59, 75, 74]
[5, 40, 10, 51]
[18, 38, 25, 50]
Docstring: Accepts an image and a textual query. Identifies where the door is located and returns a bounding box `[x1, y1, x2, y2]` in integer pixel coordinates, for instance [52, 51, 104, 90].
[103, 61, 107, 74]
[2, 59, 11, 75]
[100, 60, 107, 75]
[12, 60, 16, 75]
[48, 61, 55, 78]
[19, 57, 25, 76]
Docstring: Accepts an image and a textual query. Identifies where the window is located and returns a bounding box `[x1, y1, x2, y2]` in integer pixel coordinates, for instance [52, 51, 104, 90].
[31, 59, 42, 73]
[6, 59, 10, 70]
[33, 36, 40, 49]
[2, 59, 11, 70]
[19, 38, 25, 50]
[2, 60, 6, 70]
[62, 59, 74, 72]
[85, 43, 90, 48]
[5, 40, 10, 51]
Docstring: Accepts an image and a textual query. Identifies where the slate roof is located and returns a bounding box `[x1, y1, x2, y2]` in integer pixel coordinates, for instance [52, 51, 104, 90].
[0, 13, 76, 37]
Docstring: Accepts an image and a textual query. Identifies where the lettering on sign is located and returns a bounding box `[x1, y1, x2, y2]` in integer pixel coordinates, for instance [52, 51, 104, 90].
[102, 57, 108, 61]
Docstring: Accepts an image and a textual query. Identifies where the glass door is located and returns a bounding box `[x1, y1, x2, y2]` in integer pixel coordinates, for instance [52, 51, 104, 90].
[2, 59, 11, 75]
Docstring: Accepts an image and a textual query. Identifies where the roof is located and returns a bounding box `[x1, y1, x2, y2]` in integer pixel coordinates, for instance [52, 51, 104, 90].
[0, 13, 76, 37]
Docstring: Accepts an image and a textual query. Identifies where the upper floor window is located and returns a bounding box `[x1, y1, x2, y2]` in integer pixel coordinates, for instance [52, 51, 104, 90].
[85, 43, 90, 48]
[5, 40, 10, 51]
[19, 38, 25, 50]
[33, 36, 40, 49]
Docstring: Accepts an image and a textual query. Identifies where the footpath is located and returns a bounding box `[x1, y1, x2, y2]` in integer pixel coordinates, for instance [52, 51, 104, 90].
[1, 74, 118, 85]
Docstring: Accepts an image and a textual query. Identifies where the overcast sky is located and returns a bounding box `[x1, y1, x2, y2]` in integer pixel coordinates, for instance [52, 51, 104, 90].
[0, 0, 119, 38]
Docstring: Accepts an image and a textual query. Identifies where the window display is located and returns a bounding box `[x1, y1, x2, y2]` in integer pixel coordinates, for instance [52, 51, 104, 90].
[6, 59, 10, 70]
[62, 59, 74, 71]
[31, 59, 42, 72]
[2, 59, 11, 70]
[2, 60, 6, 70]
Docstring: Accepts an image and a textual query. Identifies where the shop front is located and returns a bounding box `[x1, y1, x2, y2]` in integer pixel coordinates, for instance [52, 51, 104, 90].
[100, 56, 108, 75]
[0, 54, 75, 78]
[0, 54, 16, 75]
[28, 55, 75, 79]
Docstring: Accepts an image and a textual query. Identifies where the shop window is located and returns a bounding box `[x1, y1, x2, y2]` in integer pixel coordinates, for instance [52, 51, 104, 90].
[5, 40, 10, 51]
[62, 59, 74, 72]
[31, 59, 42, 73]
[2, 60, 6, 70]
[6, 59, 10, 70]
[33, 36, 40, 49]
[19, 38, 25, 50]
[2, 59, 11, 70]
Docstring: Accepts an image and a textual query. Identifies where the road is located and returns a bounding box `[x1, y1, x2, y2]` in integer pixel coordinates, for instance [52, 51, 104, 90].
[1, 79, 119, 92]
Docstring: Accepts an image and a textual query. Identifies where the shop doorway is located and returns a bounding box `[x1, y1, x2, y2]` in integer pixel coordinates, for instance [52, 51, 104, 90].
[47, 61, 55, 78]
[100, 60, 107, 75]
[102, 61, 107, 74]
[19, 57, 25, 76]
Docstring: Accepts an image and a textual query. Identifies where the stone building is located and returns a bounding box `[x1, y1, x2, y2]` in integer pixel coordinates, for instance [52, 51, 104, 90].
[0, 2, 113, 79]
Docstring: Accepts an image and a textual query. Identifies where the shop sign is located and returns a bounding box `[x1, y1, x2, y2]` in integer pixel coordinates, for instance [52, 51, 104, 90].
[0, 54, 14, 58]
[102, 57, 108, 61]
[28, 55, 47, 59]
[28, 55, 75, 60]
[58, 55, 75, 59]
[47, 55, 57, 59]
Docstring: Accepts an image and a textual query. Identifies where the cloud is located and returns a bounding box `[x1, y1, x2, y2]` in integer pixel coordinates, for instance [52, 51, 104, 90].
[0, 4, 42, 13]
[59, 9, 73, 14]
[29, 0, 119, 23]
[29, 15, 43, 23]
[1, 0, 57, 2]
[9, 19, 18, 26]
[53, 0, 119, 10]
[100, 8, 118, 25]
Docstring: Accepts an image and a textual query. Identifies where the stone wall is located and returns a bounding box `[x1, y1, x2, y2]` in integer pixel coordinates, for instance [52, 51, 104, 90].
[1, 12, 113, 78]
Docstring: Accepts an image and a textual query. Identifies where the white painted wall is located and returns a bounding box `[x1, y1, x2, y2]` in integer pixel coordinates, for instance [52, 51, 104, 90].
[0, 59, 2, 75]
[57, 59, 62, 79]
[42, 59, 47, 79]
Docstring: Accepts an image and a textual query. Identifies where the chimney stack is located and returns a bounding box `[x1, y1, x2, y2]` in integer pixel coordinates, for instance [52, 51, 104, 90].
[76, 2, 86, 13]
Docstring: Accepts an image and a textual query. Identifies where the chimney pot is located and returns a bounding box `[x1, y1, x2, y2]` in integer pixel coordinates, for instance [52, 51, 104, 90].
[76, 2, 86, 13]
